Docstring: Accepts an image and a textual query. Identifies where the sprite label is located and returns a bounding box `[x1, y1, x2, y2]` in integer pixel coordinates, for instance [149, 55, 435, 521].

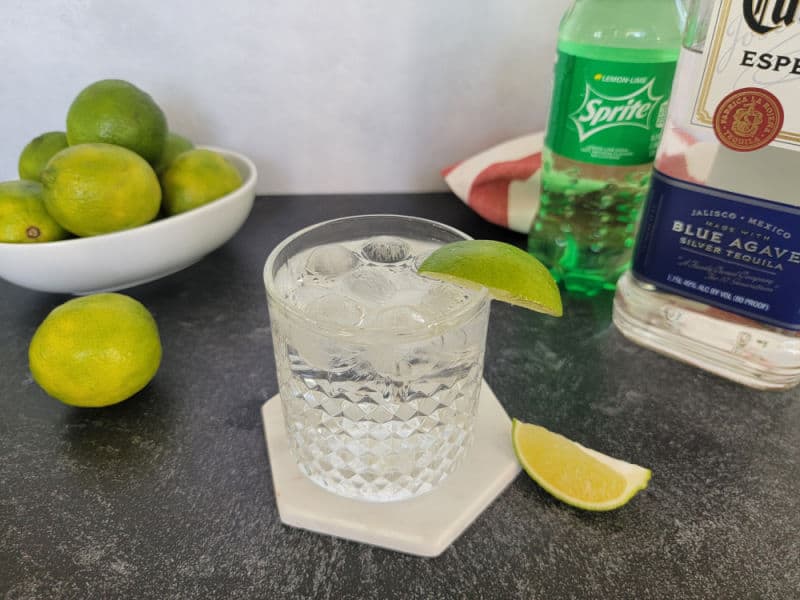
[546, 51, 677, 166]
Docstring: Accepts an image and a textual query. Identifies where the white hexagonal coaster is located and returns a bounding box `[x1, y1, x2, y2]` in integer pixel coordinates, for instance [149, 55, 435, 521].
[261, 380, 520, 557]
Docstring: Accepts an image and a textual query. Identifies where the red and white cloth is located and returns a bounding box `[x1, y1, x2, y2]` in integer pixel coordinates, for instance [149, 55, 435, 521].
[442, 129, 714, 234]
[442, 133, 544, 234]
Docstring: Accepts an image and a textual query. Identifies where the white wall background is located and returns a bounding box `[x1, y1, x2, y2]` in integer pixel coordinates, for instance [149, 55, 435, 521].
[1, 0, 566, 194]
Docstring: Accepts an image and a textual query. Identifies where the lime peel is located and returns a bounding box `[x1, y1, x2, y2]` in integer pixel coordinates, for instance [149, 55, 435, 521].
[28, 293, 162, 408]
[418, 240, 563, 317]
[511, 419, 651, 511]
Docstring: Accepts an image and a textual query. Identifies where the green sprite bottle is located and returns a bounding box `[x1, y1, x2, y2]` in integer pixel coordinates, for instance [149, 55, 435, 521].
[528, 0, 682, 296]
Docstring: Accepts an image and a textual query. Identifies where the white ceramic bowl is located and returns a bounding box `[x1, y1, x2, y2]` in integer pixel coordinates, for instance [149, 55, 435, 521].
[0, 146, 257, 294]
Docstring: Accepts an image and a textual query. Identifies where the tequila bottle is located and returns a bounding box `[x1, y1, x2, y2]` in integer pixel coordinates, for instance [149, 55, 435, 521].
[613, 0, 800, 389]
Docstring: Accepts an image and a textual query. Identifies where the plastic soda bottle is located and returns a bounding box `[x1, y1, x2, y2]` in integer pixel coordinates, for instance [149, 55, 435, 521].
[528, 0, 682, 295]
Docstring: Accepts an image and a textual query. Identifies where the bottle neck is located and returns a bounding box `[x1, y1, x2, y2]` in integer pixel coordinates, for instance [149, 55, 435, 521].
[559, 0, 683, 60]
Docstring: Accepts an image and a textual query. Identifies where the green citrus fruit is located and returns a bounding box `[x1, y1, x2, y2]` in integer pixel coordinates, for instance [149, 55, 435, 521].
[66, 79, 168, 165]
[18, 131, 69, 182]
[418, 240, 563, 316]
[160, 148, 242, 216]
[29, 293, 162, 408]
[0, 180, 69, 243]
[41, 143, 161, 237]
[512, 419, 651, 511]
[155, 132, 194, 174]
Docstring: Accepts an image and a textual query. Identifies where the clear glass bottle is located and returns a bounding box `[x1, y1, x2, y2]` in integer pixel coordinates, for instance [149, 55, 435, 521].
[528, 0, 682, 296]
[613, 0, 800, 389]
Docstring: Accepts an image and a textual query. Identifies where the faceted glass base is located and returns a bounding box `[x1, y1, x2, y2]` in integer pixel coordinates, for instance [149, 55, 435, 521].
[613, 273, 800, 390]
[261, 382, 521, 557]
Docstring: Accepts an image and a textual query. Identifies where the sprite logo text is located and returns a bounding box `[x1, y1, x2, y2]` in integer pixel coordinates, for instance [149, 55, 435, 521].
[570, 79, 664, 142]
[546, 53, 676, 165]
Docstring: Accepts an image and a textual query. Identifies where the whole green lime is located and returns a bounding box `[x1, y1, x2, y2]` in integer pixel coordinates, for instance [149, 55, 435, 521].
[155, 132, 194, 174]
[66, 79, 168, 165]
[160, 149, 242, 215]
[18, 131, 69, 182]
[29, 293, 162, 407]
[0, 180, 68, 243]
[41, 143, 161, 237]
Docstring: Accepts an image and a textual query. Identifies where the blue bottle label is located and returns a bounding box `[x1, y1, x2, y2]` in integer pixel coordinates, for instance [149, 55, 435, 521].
[632, 170, 800, 330]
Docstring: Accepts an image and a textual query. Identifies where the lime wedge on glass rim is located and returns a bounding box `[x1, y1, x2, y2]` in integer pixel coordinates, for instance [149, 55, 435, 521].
[512, 419, 651, 511]
[417, 240, 563, 317]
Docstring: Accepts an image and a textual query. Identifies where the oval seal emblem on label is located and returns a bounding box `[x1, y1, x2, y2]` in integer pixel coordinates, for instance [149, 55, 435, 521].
[713, 87, 784, 152]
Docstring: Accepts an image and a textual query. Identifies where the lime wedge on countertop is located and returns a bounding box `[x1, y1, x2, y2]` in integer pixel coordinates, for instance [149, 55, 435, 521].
[417, 240, 562, 316]
[511, 419, 651, 511]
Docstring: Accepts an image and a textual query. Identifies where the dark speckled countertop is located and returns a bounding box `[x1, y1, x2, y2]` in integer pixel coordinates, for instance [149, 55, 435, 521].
[2, 194, 798, 600]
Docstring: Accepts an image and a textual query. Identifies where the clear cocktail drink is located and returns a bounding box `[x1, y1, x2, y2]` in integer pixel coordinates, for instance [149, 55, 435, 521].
[264, 215, 490, 502]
